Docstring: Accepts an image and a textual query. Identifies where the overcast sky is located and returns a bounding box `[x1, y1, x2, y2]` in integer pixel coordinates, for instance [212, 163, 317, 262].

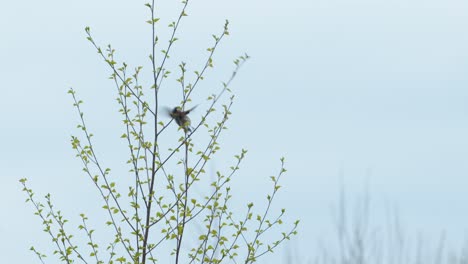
[1, 0, 468, 263]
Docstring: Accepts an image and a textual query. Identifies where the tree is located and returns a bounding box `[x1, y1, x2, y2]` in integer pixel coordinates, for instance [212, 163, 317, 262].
[20, 1, 298, 263]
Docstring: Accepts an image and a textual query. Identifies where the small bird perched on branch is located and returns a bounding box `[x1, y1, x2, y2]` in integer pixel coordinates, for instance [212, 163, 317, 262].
[169, 106, 197, 132]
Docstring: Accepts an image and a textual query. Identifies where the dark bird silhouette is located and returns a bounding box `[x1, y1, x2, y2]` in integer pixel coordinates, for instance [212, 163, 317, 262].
[169, 105, 197, 132]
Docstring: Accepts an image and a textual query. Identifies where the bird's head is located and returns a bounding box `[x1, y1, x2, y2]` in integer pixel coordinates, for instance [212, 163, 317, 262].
[172, 106, 182, 114]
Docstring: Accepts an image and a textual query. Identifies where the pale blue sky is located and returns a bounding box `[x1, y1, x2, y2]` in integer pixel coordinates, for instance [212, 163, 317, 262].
[1, 0, 468, 263]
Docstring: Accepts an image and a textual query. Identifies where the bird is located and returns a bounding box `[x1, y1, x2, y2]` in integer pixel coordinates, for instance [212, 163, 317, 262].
[169, 105, 197, 132]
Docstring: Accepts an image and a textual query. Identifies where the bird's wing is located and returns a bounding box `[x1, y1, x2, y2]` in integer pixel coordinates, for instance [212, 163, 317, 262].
[161, 106, 174, 118]
[185, 105, 198, 114]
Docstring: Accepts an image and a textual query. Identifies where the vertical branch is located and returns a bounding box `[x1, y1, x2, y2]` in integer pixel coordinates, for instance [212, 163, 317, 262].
[175, 59, 191, 263]
[141, 0, 159, 261]
[176, 133, 190, 264]
[142, 0, 190, 262]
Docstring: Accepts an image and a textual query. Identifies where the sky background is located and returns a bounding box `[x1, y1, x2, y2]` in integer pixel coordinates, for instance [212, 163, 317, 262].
[1, 0, 468, 263]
